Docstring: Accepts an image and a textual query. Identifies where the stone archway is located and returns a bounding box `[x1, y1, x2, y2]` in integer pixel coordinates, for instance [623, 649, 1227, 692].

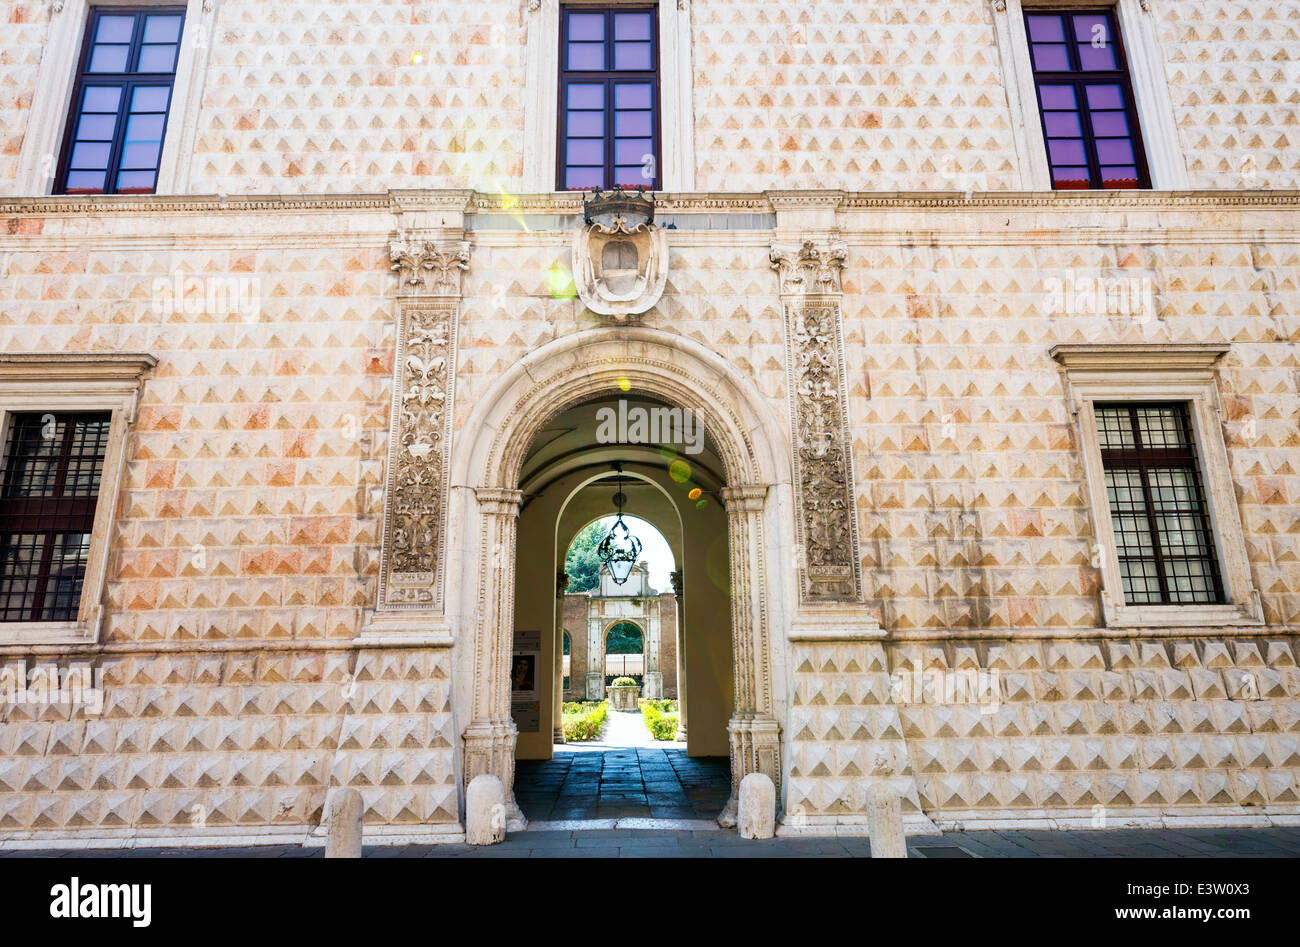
[446, 328, 795, 827]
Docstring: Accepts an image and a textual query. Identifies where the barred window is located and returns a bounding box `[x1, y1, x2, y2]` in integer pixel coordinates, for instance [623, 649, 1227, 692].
[0, 412, 111, 621]
[1096, 403, 1224, 605]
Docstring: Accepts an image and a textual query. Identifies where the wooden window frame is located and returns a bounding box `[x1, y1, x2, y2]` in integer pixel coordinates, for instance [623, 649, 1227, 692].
[1022, 6, 1152, 190]
[1093, 401, 1225, 606]
[54, 4, 187, 196]
[0, 412, 112, 623]
[556, 5, 663, 191]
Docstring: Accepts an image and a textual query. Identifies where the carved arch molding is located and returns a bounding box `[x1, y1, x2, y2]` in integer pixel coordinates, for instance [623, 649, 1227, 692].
[376, 235, 865, 615]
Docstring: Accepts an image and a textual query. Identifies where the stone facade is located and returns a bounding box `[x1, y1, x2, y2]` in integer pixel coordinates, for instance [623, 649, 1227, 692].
[0, 0, 1297, 845]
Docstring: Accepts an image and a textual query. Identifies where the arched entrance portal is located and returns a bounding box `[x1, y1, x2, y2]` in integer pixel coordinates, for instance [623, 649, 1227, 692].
[447, 329, 794, 828]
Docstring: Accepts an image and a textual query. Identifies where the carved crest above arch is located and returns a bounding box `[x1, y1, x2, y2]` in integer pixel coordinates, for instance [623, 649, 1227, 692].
[571, 219, 669, 321]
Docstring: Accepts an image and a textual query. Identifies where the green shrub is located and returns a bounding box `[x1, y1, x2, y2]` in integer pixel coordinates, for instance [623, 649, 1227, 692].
[562, 700, 608, 741]
[610, 676, 638, 687]
[639, 699, 679, 741]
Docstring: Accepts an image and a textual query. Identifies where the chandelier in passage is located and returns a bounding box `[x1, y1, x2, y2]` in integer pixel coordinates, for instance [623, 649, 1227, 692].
[595, 469, 642, 585]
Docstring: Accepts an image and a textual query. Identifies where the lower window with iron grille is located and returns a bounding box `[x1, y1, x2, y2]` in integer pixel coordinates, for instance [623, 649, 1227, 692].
[1094, 402, 1225, 606]
[0, 412, 111, 622]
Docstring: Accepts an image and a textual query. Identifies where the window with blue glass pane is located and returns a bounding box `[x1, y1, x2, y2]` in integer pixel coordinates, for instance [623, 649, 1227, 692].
[57, 7, 185, 194]
[559, 7, 659, 190]
[1024, 9, 1150, 190]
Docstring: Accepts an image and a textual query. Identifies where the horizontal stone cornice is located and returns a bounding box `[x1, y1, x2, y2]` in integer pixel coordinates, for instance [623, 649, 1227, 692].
[1050, 343, 1231, 372]
[0, 352, 157, 384]
[3, 189, 1300, 219]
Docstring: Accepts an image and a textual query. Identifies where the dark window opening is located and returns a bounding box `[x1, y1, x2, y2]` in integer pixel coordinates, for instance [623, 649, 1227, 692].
[1095, 403, 1224, 605]
[1024, 8, 1151, 189]
[0, 412, 111, 622]
[56, 6, 186, 195]
[558, 6, 661, 190]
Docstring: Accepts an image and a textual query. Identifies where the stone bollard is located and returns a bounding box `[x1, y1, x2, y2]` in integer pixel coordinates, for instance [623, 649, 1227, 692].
[325, 787, 363, 859]
[466, 774, 507, 846]
[737, 772, 776, 840]
[866, 782, 907, 858]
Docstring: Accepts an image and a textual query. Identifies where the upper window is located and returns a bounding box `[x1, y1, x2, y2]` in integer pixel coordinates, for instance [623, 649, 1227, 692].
[56, 6, 187, 194]
[558, 6, 661, 191]
[0, 412, 111, 622]
[1095, 403, 1224, 606]
[1024, 9, 1151, 189]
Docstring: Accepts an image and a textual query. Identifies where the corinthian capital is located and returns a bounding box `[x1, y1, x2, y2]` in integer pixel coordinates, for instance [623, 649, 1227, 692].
[389, 239, 471, 297]
[769, 239, 848, 297]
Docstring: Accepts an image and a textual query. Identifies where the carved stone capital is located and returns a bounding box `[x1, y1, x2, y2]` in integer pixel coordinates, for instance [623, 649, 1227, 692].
[719, 484, 770, 514]
[389, 239, 471, 297]
[991, 0, 1007, 12]
[669, 569, 683, 598]
[769, 239, 848, 296]
[556, 570, 570, 598]
[475, 487, 524, 516]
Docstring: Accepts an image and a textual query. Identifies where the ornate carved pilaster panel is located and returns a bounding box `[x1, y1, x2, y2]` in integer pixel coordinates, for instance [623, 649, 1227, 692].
[770, 239, 863, 604]
[464, 486, 527, 827]
[377, 240, 470, 612]
[718, 484, 781, 826]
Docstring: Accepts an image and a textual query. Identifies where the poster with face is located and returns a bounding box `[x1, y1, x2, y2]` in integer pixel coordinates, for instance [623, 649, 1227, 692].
[511, 654, 536, 692]
[511, 630, 541, 732]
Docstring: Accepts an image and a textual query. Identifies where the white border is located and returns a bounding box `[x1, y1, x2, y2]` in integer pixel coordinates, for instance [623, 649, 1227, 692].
[991, 0, 1188, 190]
[1052, 344, 1263, 630]
[521, 0, 696, 193]
[12, 0, 220, 197]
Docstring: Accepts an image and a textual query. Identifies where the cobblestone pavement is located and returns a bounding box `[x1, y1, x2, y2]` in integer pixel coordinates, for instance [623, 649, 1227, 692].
[514, 746, 730, 822]
[5, 826, 1299, 858]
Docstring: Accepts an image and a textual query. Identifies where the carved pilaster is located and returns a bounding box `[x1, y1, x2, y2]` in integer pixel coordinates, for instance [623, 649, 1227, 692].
[717, 484, 781, 826]
[464, 487, 526, 828]
[377, 239, 470, 612]
[771, 239, 863, 604]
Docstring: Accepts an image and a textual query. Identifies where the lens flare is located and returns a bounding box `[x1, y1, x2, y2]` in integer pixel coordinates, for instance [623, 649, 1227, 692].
[669, 460, 691, 483]
[688, 487, 702, 500]
[545, 261, 577, 299]
[409, 51, 424, 65]
[695, 499, 709, 510]
[497, 183, 529, 232]
[618, 377, 632, 392]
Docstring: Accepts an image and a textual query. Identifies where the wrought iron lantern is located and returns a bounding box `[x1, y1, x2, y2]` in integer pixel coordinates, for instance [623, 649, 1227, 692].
[595, 470, 643, 585]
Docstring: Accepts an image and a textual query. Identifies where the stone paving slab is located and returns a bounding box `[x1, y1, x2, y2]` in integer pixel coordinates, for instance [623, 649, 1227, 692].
[4, 827, 1299, 858]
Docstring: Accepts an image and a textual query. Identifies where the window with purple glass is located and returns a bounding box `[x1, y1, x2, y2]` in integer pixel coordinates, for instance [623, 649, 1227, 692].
[1024, 9, 1151, 189]
[56, 7, 186, 195]
[558, 7, 660, 191]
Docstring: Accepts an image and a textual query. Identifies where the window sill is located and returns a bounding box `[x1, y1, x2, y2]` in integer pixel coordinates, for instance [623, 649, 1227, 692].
[0, 621, 95, 647]
[1102, 598, 1265, 631]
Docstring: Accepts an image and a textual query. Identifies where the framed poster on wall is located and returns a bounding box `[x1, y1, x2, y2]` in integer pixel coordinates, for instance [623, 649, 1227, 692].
[511, 629, 541, 732]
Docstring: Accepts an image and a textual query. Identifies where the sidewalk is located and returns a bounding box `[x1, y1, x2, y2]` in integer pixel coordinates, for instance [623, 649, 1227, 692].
[5, 826, 1299, 858]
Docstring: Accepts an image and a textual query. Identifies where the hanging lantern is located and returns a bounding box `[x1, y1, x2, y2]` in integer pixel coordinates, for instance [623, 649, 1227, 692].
[596, 473, 642, 585]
